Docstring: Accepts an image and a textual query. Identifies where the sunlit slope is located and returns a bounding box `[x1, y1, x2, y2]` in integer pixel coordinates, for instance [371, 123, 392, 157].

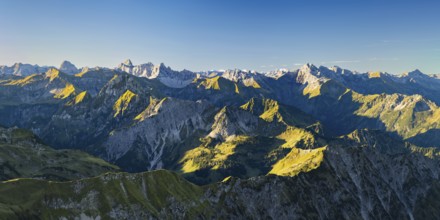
[178, 105, 326, 184]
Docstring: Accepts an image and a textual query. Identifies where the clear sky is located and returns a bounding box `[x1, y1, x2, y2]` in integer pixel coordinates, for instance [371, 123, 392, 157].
[1, 0, 439, 74]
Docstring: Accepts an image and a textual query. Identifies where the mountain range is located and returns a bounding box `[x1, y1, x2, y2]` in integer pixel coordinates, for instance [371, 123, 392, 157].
[0, 60, 440, 219]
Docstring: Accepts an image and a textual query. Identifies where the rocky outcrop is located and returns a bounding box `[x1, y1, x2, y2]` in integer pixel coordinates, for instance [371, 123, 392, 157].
[104, 98, 213, 171]
[116, 60, 197, 88]
[0, 63, 51, 76]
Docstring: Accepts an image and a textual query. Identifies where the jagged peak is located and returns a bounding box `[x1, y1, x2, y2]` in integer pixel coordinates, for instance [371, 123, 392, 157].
[296, 63, 321, 82]
[224, 68, 249, 73]
[264, 68, 289, 78]
[326, 66, 353, 75]
[12, 62, 37, 69]
[401, 69, 427, 78]
[59, 60, 75, 66]
[0, 62, 52, 76]
[122, 59, 133, 67]
[300, 63, 318, 73]
[157, 62, 168, 69]
[59, 60, 79, 75]
[152, 62, 172, 74]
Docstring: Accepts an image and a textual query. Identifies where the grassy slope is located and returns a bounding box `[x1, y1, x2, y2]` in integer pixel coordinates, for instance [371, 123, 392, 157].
[1, 130, 439, 219]
[0, 170, 207, 219]
[0, 127, 119, 181]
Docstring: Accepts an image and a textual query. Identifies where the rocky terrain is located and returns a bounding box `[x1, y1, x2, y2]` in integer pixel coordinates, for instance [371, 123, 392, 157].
[0, 60, 440, 219]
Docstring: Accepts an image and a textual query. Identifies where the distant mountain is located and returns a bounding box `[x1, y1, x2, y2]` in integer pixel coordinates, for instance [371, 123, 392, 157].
[294, 65, 440, 105]
[222, 64, 440, 144]
[220, 69, 264, 88]
[2, 61, 440, 219]
[117, 59, 154, 77]
[0, 61, 81, 76]
[59, 60, 79, 74]
[116, 59, 197, 88]
[0, 63, 51, 76]
[1, 62, 440, 175]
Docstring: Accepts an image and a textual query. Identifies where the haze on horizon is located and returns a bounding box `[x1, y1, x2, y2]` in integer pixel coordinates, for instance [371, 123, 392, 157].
[1, 0, 439, 74]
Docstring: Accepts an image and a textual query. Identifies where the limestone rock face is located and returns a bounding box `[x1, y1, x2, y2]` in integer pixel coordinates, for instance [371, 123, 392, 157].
[116, 60, 196, 88]
[0, 63, 51, 76]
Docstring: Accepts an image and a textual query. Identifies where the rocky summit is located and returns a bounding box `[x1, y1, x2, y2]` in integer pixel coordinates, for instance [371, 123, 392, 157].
[1, 61, 440, 219]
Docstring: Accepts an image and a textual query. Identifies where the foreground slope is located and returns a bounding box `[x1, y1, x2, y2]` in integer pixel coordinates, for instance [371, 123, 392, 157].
[0, 126, 119, 181]
[1, 130, 439, 219]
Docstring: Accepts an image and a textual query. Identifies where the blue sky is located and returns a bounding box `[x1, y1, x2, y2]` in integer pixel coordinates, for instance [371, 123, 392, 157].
[1, 0, 439, 74]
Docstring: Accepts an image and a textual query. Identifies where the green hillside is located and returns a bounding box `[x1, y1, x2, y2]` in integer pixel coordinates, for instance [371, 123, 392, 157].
[0, 126, 119, 181]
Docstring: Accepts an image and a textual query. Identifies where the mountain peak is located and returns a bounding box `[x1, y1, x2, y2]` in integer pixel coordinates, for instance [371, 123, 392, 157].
[403, 69, 426, 78]
[0, 62, 51, 76]
[59, 60, 79, 75]
[60, 60, 73, 65]
[158, 62, 168, 69]
[300, 63, 318, 73]
[123, 59, 133, 67]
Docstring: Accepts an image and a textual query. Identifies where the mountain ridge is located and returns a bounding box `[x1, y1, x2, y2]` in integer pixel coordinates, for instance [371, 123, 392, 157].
[2, 63, 440, 175]
[1, 60, 440, 218]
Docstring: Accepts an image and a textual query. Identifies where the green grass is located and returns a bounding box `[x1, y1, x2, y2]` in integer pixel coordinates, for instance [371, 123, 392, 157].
[269, 146, 326, 176]
[3, 74, 40, 86]
[113, 90, 137, 117]
[0, 127, 119, 181]
[53, 83, 76, 99]
[0, 170, 208, 219]
[197, 76, 237, 92]
[353, 93, 440, 141]
[66, 91, 88, 105]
